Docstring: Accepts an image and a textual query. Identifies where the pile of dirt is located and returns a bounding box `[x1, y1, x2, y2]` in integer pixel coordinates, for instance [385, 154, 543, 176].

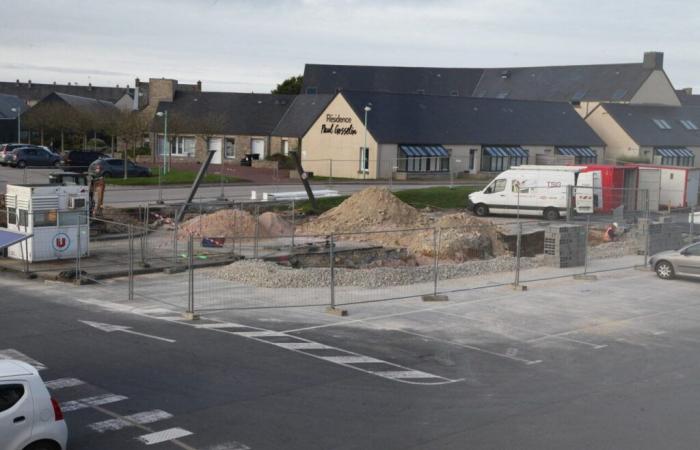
[299, 188, 503, 262]
[301, 187, 424, 234]
[178, 209, 293, 238]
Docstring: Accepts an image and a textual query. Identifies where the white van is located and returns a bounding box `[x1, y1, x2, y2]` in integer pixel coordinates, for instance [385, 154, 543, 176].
[467, 165, 601, 220]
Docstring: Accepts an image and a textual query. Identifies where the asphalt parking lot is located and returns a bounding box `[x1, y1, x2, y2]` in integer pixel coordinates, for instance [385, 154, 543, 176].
[3, 265, 700, 449]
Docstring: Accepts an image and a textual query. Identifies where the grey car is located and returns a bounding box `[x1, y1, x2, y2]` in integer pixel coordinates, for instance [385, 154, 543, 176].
[649, 242, 700, 280]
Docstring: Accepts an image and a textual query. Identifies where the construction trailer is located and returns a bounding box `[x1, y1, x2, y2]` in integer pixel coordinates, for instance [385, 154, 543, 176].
[578, 165, 640, 213]
[625, 164, 700, 209]
[4, 183, 90, 262]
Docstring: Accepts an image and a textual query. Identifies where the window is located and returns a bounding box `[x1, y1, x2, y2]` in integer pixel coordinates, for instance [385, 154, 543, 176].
[486, 179, 507, 194]
[33, 210, 57, 227]
[282, 139, 290, 156]
[685, 243, 700, 256]
[172, 136, 195, 156]
[0, 384, 24, 413]
[18, 210, 28, 227]
[680, 120, 699, 130]
[59, 211, 87, 226]
[7, 209, 16, 225]
[359, 147, 369, 173]
[224, 138, 235, 159]
[652, 119, 672, 130]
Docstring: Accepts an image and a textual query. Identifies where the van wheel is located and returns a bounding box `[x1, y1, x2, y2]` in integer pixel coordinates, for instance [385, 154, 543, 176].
[655, 261, 674, 280]
[474, 204, 489, 217]
[24, 440, 61, 450]
[543, 208, 560, 221]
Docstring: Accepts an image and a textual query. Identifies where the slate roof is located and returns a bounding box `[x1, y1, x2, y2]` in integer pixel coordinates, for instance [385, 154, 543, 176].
[338, 91, 605, 147]
[271, 94, 334, 137]
[153, 91, 295, 135]
[473, 63, 655, 102]
[51, 92, 120, 115]
[675, 90, 700, 106]
[0, 94, 26, 119]
[0, 81, 131, 105]
[302, 64, 484, 97]
[601, 103, 700, 147]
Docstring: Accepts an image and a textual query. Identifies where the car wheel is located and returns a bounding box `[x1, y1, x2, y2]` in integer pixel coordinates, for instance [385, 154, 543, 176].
[655, 261, 675, 280]
[23, 440, 61, 450]
[16, 160, 26, 168]
[474, 204, 489, 217]
[543, 207, 560, 221]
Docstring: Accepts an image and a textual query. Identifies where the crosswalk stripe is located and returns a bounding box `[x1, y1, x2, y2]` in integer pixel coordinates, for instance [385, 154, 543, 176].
[45, 378, 84, 390]
[89, 410, 173, 433]
[137, 427, 193, 445]
[61, 394, 128, 412]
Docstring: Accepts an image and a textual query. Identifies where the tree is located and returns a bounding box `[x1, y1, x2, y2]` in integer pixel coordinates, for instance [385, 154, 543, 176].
[116, 111, 150, 179]
[271, 75, 303, 95]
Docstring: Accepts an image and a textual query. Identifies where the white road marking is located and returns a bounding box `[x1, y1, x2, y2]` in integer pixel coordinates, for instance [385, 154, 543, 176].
[61, 394, 128, 412]
[194, 323, 245, 329]
[137, 427, 193, 445]
[234, 331, 287, 338]
[45, 378, 84, 390]
[79, 320, 176, 343]
[322, 355, 383, 364]
[374, 370, 441, 379]
[274, 342, 330, 350]
[89, 410, 173, 433]
[0, 349, 47, 370]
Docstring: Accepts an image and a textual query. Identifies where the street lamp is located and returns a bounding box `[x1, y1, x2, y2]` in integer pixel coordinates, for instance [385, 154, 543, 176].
[10, 107, 20, 144]
[156, 110, 169, 174]
[363, 105, 372, 179]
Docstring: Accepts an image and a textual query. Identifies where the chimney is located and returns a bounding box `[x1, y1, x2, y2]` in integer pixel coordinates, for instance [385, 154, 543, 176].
[196, 80, 202, 92]
[28, 80, 32, 88]
[126, 84, 130, 89]
[681, 87, 693, 95]
[643, 51, 664, 70]
[135, 77, 140, 87]
[15, 79, 19, 86]
[68, 82, 72, 86]
[88, 82, 92, 91]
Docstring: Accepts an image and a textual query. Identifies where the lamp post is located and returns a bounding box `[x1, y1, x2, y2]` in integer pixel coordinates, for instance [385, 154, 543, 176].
[156, 110, 169, 175]
[363, 105, 371, 180]
[10, 107, 20, 143]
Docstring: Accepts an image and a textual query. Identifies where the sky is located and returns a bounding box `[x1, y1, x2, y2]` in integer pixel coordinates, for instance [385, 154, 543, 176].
[2, 0, 700, 93]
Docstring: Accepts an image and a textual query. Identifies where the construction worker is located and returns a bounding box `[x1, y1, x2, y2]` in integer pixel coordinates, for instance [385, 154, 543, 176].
[605, 222, 618, 242]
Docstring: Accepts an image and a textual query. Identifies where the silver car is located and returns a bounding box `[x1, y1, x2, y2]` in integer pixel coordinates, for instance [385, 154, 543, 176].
[649, 242, 700, 280]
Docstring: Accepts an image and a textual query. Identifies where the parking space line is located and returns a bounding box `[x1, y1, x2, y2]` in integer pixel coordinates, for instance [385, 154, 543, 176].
[89, 410, 173, 433]
[235, 330, 287, 337]
[322, 355, 383, 364]
[0, 349, 47, 370]
[61, 394, 128, 412]
[137, 428, 193, 445]
[274, 342, 330, 350]
[375, 370, 442, 379]
[45, 378, 85, 390]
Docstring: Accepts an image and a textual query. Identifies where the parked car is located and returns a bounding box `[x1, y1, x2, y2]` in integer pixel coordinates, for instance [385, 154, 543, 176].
[88, 158, 151, 178]
[0, 144, 47, 166]
[8, 147, 62, 168]
[60, 150, 106, 172]
[649, 242, 700, 280]
[0, 360, 67, 450]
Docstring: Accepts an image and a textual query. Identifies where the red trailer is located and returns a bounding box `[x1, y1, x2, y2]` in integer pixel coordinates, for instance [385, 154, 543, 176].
[578, 164, 639, 213]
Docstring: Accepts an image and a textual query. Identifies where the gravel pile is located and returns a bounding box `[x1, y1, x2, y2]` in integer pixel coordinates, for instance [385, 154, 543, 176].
[206, 256, 542, 289]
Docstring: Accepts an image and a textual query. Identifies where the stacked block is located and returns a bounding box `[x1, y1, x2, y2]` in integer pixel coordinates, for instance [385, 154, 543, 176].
[543, 223, 587, 268]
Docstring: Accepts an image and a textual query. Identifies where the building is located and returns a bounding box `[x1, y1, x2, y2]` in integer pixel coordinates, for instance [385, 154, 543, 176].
[300, 91, 605, 179]
[271, 94, 335, 155]
[585, 103, 700, 167]
[676, 88, 700, 106]
[302, 52, 680, 117]
[0, 93, 24, 142]
[151, 91, 295, 165]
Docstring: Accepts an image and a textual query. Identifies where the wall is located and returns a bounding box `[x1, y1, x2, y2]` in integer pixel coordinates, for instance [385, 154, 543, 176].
[585, 106, 641, 162]
[301, 94, 379, 179]
[631, 70, 681, 106]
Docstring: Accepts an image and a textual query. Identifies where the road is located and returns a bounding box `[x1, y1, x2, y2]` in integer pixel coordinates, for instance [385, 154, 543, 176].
[0, 165, 483, 207]
[4, 269, 700, 449]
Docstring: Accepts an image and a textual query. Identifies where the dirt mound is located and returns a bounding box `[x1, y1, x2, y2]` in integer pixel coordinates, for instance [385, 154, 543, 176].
[301, 187, 424, 234]
[178, 209, 292, 238]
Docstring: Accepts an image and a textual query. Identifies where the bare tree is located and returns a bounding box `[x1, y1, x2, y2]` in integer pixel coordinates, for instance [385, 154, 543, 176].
[116, 111, 150, 179]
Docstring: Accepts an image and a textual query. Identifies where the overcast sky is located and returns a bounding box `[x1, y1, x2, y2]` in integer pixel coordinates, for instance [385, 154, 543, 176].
[2, 0, 700, 93]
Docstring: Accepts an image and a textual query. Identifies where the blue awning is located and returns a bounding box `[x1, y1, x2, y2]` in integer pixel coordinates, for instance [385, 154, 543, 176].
[483, 146, 529, 157]
[557, 147, 597, 157]
[0, 229, 32, 250]
[655, 147, 695, 158]
[399, 145, 449, 157]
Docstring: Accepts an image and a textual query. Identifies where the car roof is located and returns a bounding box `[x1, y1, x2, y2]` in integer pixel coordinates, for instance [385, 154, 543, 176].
[0, 360, 37, 378]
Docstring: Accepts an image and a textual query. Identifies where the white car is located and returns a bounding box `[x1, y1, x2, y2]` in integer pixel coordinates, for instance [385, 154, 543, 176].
[0, 360, 67, 450]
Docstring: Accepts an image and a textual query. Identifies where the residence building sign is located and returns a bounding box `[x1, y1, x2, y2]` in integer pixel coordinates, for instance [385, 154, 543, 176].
[321, 114, 358, 136]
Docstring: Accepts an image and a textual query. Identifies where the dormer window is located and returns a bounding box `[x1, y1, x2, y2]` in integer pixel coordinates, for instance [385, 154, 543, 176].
[652, 119, 672, 130]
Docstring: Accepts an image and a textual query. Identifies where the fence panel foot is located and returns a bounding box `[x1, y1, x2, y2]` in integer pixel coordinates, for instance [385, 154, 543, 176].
[326, 307, 348, 317]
